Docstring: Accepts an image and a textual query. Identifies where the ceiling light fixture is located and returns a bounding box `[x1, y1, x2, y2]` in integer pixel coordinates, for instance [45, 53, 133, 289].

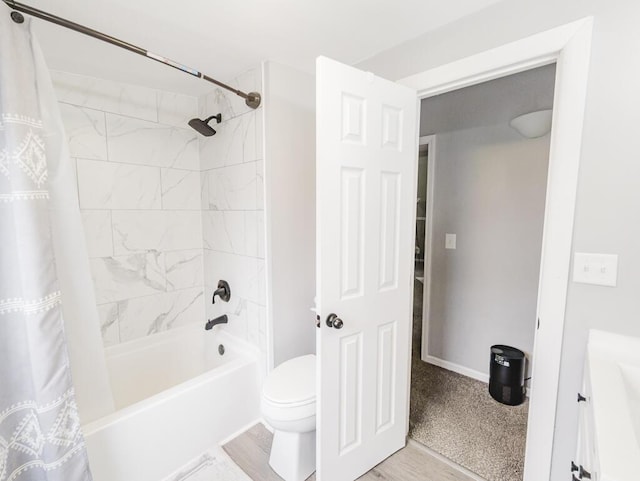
[509, 109, 553, 138]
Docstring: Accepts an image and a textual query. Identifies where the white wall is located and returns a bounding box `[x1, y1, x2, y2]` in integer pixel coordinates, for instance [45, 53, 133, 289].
[358, 0, 640, 478]
[54, 70, 205, 347]
[427, 123, 550, 378]
[198, 68, 269, 374]
[263, 61, 316, 368]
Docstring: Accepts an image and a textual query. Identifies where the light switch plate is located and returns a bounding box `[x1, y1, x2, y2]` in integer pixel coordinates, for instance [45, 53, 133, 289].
[445, 233, 456, 250]
[573, 253, 618, 287]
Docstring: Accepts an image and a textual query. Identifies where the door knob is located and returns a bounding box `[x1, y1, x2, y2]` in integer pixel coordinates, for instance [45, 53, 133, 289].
[326, 313, 344, 329]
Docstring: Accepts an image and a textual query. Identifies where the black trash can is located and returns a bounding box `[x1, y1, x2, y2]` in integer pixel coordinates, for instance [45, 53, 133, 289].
[489, 345, 525, 406]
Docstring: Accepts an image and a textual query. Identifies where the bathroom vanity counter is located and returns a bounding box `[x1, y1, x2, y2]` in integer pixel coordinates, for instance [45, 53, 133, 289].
[585, 330, 640, 481]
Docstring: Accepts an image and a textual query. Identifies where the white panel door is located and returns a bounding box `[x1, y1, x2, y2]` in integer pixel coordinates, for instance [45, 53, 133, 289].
[316, 56, 418, 481]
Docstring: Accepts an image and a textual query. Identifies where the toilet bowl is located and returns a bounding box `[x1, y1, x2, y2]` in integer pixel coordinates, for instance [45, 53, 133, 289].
[261, 354, 316, 481]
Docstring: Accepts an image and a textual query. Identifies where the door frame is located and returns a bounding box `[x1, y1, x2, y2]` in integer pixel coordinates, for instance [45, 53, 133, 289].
[416, 135, 437, 364]
[399, 18, 593, 481]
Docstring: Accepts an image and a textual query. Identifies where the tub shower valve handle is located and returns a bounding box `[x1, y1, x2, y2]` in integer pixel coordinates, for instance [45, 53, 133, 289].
[326, 313, 343, 329]
[212, 280, 231, 304]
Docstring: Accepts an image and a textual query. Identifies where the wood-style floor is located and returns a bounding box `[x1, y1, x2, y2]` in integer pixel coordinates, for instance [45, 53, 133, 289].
[223, 423, 480, 481]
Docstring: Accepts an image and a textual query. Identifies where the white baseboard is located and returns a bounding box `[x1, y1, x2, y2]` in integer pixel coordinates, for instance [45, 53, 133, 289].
[424, 355, 490, 384]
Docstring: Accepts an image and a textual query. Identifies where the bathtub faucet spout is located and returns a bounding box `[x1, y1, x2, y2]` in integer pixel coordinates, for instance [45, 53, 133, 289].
[205, 314, 228, 330]
[212, 280, 231, 304]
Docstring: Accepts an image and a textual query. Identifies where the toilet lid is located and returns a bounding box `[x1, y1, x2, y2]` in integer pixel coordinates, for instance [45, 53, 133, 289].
[263, 354, 316, 405]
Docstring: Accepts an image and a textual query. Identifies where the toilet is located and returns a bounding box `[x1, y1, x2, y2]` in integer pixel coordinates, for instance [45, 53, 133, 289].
[261, 354, 316, 481]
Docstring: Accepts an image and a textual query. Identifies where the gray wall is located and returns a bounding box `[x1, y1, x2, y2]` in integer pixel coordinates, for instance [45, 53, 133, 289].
[419, 64, 555, 135]
[358, 0, 640, 479]
[427, 124, 550, 378]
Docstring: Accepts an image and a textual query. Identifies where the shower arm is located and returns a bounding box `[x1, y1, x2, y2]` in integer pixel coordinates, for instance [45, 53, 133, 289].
[3, 0, 262, 109]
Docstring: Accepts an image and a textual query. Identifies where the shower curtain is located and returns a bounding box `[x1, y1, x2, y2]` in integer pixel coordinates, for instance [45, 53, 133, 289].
[0, 5, 114, 481]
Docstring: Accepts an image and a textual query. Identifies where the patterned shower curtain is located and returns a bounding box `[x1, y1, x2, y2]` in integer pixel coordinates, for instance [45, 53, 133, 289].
[0, 7, 94, 481]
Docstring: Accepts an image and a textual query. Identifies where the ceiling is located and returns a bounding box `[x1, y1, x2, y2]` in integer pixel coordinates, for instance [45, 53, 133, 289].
[420, 64, 557, 135]
[20, 0, 502, 95]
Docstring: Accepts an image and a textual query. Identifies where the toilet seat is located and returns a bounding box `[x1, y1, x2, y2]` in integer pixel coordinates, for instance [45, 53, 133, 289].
[262, 397, 316, 423]
[261, 354, 316, 423]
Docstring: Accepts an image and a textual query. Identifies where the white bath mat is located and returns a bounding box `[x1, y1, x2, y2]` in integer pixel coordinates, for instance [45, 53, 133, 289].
[163, 446, 252, 481]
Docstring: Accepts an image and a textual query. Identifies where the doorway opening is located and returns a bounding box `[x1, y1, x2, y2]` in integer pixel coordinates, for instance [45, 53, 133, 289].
[410, 64, 556, 481]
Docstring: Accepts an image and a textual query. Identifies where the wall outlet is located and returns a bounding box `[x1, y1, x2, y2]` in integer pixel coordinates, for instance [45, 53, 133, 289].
[573, 253, 618, 287]
[445, 233, 457, 249]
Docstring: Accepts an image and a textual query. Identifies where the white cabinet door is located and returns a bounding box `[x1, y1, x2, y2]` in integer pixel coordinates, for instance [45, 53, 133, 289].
[575, 359, 598, 481]
[316, 56, 418, 481]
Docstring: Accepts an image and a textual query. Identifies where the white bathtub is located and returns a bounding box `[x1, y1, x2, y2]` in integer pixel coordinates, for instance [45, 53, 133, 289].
[82, 323, 260, 481]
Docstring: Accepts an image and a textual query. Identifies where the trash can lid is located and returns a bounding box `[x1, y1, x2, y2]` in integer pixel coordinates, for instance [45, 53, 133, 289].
[491, 345, 525, 359]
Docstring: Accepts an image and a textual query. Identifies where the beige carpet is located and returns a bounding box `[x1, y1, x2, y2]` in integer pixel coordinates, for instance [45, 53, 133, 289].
[409, 279, 528, 481]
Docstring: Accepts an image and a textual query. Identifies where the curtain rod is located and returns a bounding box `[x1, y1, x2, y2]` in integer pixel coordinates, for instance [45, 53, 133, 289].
[4, 0, 262, 109]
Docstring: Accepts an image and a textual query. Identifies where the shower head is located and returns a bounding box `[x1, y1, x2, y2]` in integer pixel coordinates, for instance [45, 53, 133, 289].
[188, 113, 222, 136]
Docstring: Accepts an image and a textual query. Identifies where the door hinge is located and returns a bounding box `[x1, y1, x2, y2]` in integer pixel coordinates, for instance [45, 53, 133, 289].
[537, 318, 540, 330]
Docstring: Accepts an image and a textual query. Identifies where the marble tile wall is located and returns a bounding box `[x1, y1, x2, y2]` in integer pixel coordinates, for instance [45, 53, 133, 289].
[198, 68, 268, 371]
[53, 70, 205, 347]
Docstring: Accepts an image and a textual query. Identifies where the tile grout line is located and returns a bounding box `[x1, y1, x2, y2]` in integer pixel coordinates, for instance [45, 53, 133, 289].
[75, 155, 201, 173]
[58, 100, 199, 130]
